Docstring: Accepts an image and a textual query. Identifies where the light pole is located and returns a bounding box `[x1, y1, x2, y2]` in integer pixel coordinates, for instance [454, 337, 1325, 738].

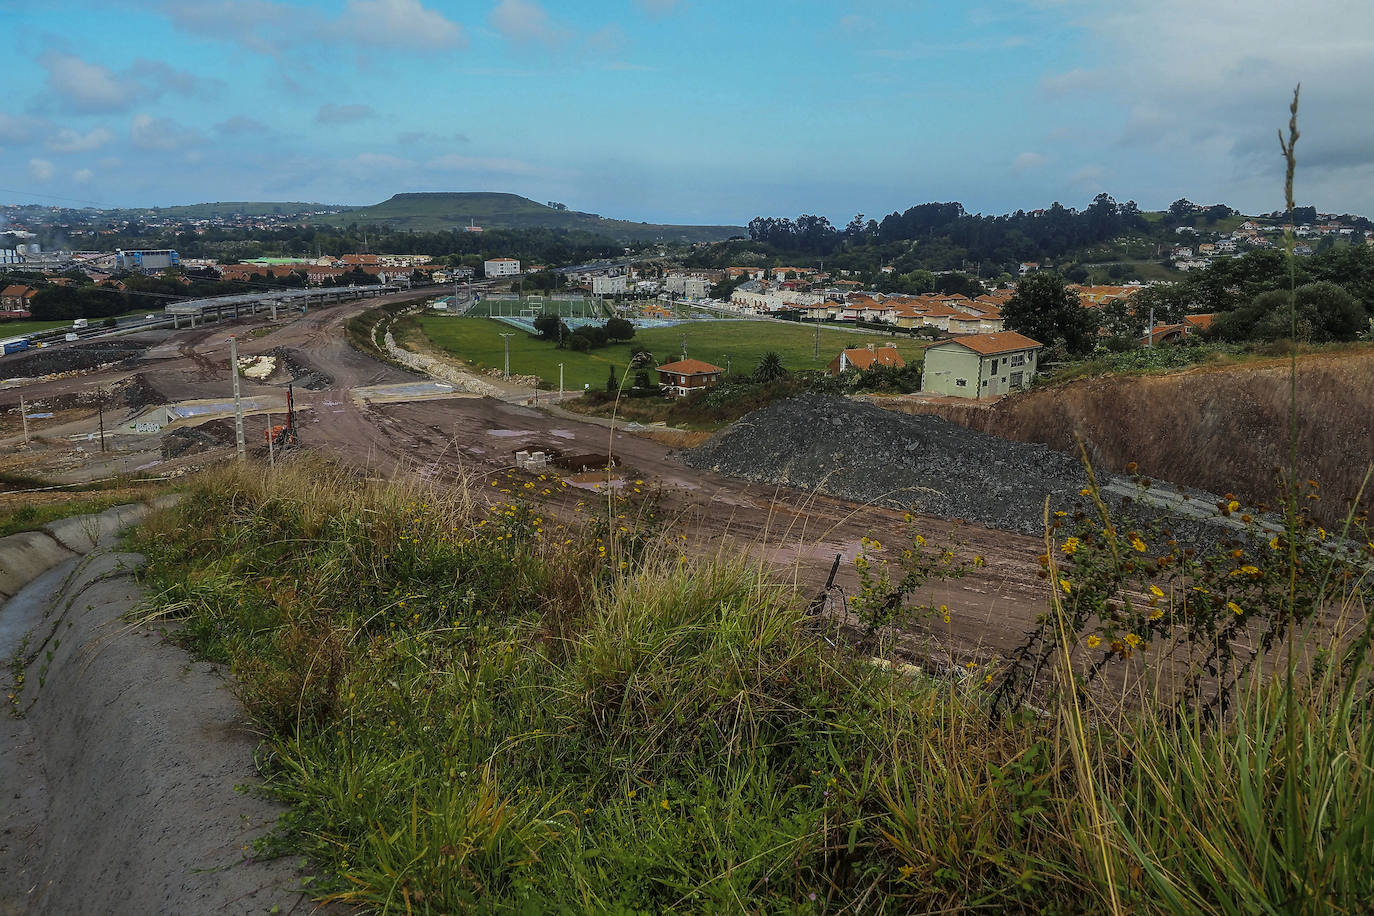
[558, 362, 564, 400]
[499, 332, 515, 378]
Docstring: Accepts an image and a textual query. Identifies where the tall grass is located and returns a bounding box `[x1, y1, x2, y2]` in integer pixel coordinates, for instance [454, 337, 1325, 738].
[131, 451, 1374, 913]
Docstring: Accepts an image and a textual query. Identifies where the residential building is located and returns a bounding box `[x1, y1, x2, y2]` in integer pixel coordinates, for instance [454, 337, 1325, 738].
[826, 344, 905, 376]
[483, 257, 521, 278]
[1, 284, 37, 313]
[656, 358, 725, 397]
[591, 275, 627, 295]
[921, 331, 1043, 399]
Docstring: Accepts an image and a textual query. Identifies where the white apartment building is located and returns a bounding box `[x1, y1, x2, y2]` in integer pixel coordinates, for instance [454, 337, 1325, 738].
[483, 257, 521, 278]
[591, 275, 627, 295]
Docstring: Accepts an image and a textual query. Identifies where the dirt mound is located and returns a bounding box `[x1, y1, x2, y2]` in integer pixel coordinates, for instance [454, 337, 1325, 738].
[161, 418, 236, 459]
[0, 341, 145, 381]
[267, 346, 332, 389]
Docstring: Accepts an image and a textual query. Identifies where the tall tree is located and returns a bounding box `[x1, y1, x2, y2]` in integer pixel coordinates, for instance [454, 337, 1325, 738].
[1003, 273, 1100, 356]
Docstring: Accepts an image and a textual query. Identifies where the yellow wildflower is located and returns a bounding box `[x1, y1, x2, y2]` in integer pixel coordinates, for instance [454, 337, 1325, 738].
[1061, 537, 1080, 555]
[1130, 535, 1147, 553]
[1149, 585, 1164, 598]
[1227, 601, 1244, 616]
[1086, 635, 1101, 648]
[1060, 579, 1072, 595]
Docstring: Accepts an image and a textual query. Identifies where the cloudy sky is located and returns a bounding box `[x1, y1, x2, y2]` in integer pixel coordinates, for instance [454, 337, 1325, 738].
[2, 0, 1372, 224]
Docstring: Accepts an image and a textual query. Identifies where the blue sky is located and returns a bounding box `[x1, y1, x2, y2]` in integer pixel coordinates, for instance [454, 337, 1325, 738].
[3, 0, 1372, 224]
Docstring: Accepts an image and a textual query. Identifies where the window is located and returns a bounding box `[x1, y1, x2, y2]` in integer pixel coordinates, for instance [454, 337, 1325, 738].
[955, 378, 967, 388]
[982, 379, 989, 387]
[1010, 353, 1026, 367]
[1010, 371, 1024, 387]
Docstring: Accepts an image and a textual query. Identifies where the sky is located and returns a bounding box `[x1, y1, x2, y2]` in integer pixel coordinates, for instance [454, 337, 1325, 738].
[2, 0, 1373, 225]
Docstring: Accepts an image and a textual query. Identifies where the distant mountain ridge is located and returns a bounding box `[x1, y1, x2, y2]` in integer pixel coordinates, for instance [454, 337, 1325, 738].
[317, 192, 745, 243]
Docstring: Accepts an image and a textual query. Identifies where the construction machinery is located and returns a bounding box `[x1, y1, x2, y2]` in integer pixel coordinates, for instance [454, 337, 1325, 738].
[264, 383, 299, 451]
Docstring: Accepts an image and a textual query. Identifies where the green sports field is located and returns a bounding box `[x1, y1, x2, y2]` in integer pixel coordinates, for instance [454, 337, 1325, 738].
[414, 316, 925, 391]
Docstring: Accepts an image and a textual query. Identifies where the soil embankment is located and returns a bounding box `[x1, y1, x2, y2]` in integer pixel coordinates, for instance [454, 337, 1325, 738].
[0, 508, 312, 915]
[880, 349, 1374, 527]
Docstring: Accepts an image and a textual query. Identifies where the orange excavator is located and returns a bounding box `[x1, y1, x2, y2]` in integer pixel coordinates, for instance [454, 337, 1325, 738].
[264, 383, 299, 451]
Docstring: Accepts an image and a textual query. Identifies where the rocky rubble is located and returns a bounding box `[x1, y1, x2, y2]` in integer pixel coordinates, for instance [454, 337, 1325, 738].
[684, 394, 1239, 541]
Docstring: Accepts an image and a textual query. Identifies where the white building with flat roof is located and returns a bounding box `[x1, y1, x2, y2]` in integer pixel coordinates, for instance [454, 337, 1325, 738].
[591, 275, 627, 295]
[484, 257, 521, 278]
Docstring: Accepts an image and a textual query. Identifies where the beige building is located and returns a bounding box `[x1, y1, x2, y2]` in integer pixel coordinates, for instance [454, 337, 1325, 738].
[920, 331, 1043, 398]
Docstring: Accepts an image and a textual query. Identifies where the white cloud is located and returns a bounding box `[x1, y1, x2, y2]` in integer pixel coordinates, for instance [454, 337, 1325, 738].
[1013, 151, 1049, 172]
[336, 0, 466, 49]
[489, 0, 570, 45]
[1054, 0, 1374, 209]
[131, 113, 202, 150]
[0, 112, 46, 145]
[40, 51, 133, 113]
[160, 0, 464, 54]
[47, 126, 115, 154]
[317, 103, 376, 124]
[73, 168, 94, 184]
[29, 158, 56, 182]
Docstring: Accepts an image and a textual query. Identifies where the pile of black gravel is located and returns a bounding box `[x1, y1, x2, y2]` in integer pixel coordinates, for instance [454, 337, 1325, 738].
[0, 341, 145, 381]
[684, 394, 1244, 543]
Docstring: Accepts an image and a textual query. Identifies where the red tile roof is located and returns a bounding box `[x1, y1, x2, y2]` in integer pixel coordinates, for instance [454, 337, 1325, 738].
[936, 331, 1043, 355]
[838, 345, 905, 371]
[656, 358, 724, 375]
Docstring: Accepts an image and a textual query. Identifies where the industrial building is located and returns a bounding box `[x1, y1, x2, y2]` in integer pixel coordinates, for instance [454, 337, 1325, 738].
[115, 249, 180, 272]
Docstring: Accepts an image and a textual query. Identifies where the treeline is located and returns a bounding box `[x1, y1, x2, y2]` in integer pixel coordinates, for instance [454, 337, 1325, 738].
[0, 270, 327, 321]
[746, 195, 1150, 261]
[40, 223, 637, 268]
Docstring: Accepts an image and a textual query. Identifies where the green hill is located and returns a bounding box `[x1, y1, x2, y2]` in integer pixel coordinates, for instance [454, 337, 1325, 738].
[317, 192, 744, 243]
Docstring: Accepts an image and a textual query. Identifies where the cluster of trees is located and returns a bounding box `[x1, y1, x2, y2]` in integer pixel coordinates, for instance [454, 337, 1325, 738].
[533, 315, 635, 352]
[1002, 247, 1373, 358]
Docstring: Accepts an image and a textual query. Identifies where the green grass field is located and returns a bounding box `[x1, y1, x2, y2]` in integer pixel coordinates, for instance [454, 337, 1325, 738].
[414, 316, 925, 390]
[0, 308, 160, 338]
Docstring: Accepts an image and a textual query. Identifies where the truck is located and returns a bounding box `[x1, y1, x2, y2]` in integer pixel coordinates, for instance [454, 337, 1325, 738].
[72, 318, 88, 329]
[1, 337, 30, 355]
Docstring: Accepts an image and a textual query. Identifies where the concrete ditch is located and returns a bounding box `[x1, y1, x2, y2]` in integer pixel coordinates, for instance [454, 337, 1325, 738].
[0, 499, 314, 915]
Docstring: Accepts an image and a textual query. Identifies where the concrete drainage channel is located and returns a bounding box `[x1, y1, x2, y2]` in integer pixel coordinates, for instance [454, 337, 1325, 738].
[0, 499, 313, 915]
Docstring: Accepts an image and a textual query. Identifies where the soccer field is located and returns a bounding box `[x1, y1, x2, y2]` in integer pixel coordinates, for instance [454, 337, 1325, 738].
[416, 316, 925, 392]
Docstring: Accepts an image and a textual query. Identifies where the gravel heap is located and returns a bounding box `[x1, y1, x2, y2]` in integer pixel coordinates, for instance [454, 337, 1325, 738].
[0, 341, 145, 381]
[685, 394, 1099, 535]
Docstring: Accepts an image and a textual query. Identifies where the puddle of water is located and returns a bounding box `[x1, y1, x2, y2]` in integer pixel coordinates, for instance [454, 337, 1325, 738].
[550, 429, 576, 440]
[486, 429, 534, 438]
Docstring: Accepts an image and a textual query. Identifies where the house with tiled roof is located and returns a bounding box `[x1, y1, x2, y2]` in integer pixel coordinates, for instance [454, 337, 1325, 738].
[827, 344, 905, 376]
[1, 284, 37, 316]
[921, 331, 1043, 398]
[656, 358, 725, 397]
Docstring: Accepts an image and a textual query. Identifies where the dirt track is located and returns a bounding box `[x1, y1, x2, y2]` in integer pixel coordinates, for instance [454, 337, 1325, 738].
[0, 294, 1057, 663]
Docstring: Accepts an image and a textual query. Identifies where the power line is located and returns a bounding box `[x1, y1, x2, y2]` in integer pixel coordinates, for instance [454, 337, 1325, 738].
[0, 188, 104, 206]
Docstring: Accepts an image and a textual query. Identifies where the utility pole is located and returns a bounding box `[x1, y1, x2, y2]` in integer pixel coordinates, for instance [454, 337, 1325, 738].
[499, 332, 515, 378]
[229, 335, 246, 460]
[558, 362, 564, 400]
[814, 319, 820, 360]
[1147, 306, 1155, 348]
[19, 393, 29, 447]
[97, 391, 106, 453]
[266, 410, 274, 468]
